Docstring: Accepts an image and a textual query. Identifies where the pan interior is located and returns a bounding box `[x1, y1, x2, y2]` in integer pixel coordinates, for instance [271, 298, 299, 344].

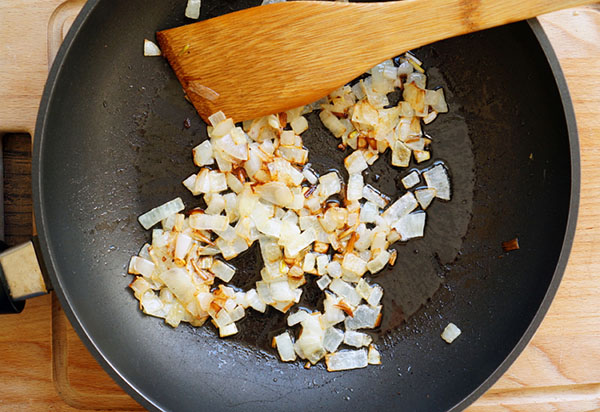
[34, 1, 574, 411]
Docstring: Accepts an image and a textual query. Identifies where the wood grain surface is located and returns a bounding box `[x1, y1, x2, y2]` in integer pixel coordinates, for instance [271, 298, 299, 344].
[0, 2, 598, 411]
[158, 0, 596, 122]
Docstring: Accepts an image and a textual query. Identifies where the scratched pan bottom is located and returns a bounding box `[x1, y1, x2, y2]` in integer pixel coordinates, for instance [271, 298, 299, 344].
[33, 0, 577, 411]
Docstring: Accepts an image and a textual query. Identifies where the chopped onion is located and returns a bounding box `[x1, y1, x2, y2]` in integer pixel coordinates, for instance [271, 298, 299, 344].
[382, 192, 418, 225]
[185, 0, 201, 19]
[211, 259, 236, 282]
[319, 172, 341, 198]
[423, 163, 451, 200]
[143, 39, 161, 56]
[344, 305, 381, 330]
[346, 174, 364, 201]
[275, 331, 297, 361]
[344, 151, 368, 175]
[138, 198, 184, 230]
[344, 330, 372, 348]
[329, 278, 361, 307]
[415, 187, 436, 210]
[393, 212, 426, 241]
[401, 171, 420, 189]
[325, 349, 368, 372]
[323, 327, 344, 353]
[367, 344, 382, 365]
[316, 274, 332, 290]
[441, 322, 461, 343]
[288, 309, 310, 326]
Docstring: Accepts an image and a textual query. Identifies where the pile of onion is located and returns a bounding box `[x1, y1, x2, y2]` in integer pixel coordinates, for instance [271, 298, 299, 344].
[129, 53, 451, 371]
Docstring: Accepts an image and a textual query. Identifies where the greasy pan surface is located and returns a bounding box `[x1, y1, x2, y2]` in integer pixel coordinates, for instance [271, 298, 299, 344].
[33, 0, 578, 411]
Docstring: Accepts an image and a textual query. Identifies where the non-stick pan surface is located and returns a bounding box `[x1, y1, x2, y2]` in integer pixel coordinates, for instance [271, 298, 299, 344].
[33, 1, 579, 411]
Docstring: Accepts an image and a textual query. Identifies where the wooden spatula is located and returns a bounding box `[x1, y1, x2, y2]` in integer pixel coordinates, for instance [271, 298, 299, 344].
[156, 0, 594, 123]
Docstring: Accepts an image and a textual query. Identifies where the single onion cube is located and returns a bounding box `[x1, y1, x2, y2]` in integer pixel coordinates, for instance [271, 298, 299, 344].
[323, 327, 344, 353]
[344, 305, 381, 330]
[138, 198, 184, 230]
[325, 349, 368, 372]
[344, 331, 372, 348]
[401, 171, 420, 189]
[185, 0, 201, 19]
[329, 278, 361, 307]
[441, 322, 461, 343]
[342, 253, 368, 277]
[393, 212, 426, 241]
[368, 344, 382, 365]
[347, 174, 364, 201]
[291, 115, 309, 134]
[319, 172, 342, 197]
[316, 274, 332, 290]
[211, 259, 236, 282]
[275, 331, 297, 362]
[423, 163, 451, 200]
[189, 213, 228, 231]
[219, 322, 238, 337]
[128, 256, 155, 278]
[287, 309, 310, 326]
[193, 140, 214, 167]
[415, 187, 437, 210]
[344, 150, 368, 175]
[143, 39, 161, 56]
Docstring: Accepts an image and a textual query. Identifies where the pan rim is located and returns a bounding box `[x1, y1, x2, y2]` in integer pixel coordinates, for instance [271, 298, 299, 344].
[31, 2, 580, 411]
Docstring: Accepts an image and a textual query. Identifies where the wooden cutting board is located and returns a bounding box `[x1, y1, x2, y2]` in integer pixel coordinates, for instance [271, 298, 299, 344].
[0, 1, 599, 411]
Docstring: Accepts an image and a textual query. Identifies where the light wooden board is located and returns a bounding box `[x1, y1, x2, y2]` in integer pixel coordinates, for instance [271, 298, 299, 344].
[0, 2, 598, 411]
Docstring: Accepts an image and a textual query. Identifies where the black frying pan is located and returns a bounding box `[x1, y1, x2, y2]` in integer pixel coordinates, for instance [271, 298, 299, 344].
[30, 0, 579, 411]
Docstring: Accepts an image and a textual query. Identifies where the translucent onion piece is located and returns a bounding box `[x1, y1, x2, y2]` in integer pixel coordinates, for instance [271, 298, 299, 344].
[415, 187, 437, 210]
[401, 171, 420, 189]
[323, 327, 344, 353]
[394, 212, 426, 241]
[275, 331, 297, 361]
[382, 192, 418, 225]
[344, 305, 381, 330]
[368, 345, 382, 365]
[344, 330, 372, 348]
[211, 259, 236, 282]
[325, 349, 368, 372]
[329, 278, 361, 307]
[138, 198, 184, 230]
[441, 322, 461, 343]
[143, 39, 161, 56]
[423, 163, 451, 200]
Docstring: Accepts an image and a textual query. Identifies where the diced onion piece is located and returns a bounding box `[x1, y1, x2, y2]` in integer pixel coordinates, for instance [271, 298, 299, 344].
[344, 151, 368, 175]
[326, 260, 341, 278]
[185, 0, 201, 19]
[344, 330, 372, 348]
[341, 253, 368, 277]
[382, 192, 418, 225]
[140, 290, 166, 318]
[208, 111, 227, 127]
[288, 309, 310, 326]
[442, 322, 461, 343]
[320, 110, 346, 137]
[256, 182, 293, 207]
[346, 174, 364, 201]
[128, 256, 155, 278]
[174, 233, 193, 261]
[325, 349, 368, 372]
[366, 250, 390, 274]
[344, 304, 381, 330]
[415, 187, 437, 210]
[366, 285, 383, 307]
[246, 289, 266, 313]
[319, 172, 341, 198]
[359, 201, 379, 223]
[367, 344, 382, 365]
[275, 331, 297, 361]
[290, 116, 309, 134]
[423, 163, 451, 200]
[302, 166, 319, 185]
[414, 150, 431, 163]
[193, 140, 214, 166]
[362, 184, 389, 208]
[329, 278, 361, 307]
[211, 259, 236, 282]
[189, 213, 228, 231]
[138, 198, 184, 230]
[303, 252, 316, 273]
[219, 322, 238, 337]
[159, 268, 196, 303]
[393, 212, 426, 241]
[316, 274, 332, 290]
[401, 171, 420, 189]
[129, 277, 153, 300]
[425, 88, 449, 113]
[323, 327, 344, 353]
[391, 140, 412, 168]
[143, 39, 161, 56]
